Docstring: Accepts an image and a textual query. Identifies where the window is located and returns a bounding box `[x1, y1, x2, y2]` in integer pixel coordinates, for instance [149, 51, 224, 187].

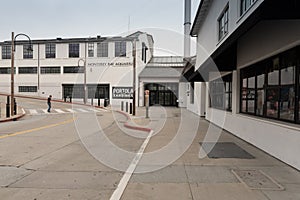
[19, 67, 37, 74]
[69, 43, 79, 58]
[210, 74, 232, 111]
[2, 45, 11, 59]
[97, 42, 108, 57]
[63, 66, 84, 73]
[241, 0, 257, 16]
[23, 44, 33, 59]
[19, 86, 37, 93]
[115, 41, 126, 57]
[240, 46, 300, 123]
[45, 43, 56, 58]
[218, 5, 229, 41]
[142, 43, 148, 63]
[88, 43, 94, 57]
[41, 67, 61, 74]
[0, 67, 15, 74]
[190, 82, 195, 104]
[63, 84, 109, 99]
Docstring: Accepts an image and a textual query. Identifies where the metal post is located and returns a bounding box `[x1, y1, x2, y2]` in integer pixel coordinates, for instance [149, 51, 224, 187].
[11, 32, 15, 116]
[6, 96, 10, 118]
[84, 41, 87, 105]
[98, 98, 100, 106]
[126, 102, 128, 113]
[130, 103, 132, 114]
[132, 39, 136, 116]
[121, 101, 124, 111]
[14, 98, 17, 115]
[145, 90, 149, 118]
[37, 43, 40, 95]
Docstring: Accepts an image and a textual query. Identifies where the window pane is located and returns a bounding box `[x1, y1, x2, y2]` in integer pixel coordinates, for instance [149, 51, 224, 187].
[97, 42, 108, 57]
[257, 74, 264, 88]
[69, 43, 79, 58]
[46, 43, 56, 58]
[268, 58, 279, 85]
[266, 88, 279, 118]
[280, 86, 295, 121]
[257, 89, 264, 116]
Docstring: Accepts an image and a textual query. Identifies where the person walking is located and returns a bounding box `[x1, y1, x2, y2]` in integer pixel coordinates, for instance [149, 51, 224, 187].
[47, 95, 52, 113]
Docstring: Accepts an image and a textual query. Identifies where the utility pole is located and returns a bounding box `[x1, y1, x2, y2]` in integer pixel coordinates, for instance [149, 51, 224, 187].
[10, 32, 15, 117]
[132, 39, 136, 116]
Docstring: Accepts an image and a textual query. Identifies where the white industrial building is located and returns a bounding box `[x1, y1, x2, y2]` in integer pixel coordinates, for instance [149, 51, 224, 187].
[0, 31, 154, 107]
[183, 0, 300, 170]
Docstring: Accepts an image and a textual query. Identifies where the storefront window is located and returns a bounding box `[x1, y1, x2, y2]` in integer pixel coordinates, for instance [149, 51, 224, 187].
[210, 74, 232, 111]
[280, 66, 295, 121]
[240, 46, 299, 124]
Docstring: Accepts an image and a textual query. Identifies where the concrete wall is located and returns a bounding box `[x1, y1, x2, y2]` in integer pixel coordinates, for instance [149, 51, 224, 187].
[237, 20, 300, 68]
[195, 0, 264, 68]
[0, 33, 153, 106]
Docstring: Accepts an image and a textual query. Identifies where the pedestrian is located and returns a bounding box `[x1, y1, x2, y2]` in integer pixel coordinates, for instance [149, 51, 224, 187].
[47, 95, 52, 112]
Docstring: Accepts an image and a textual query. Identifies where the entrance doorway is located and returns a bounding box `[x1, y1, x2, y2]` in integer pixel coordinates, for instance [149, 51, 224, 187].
[145, 83, 178, 106]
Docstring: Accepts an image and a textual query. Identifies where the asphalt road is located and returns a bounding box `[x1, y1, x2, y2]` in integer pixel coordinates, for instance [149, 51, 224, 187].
[0, 97, 299, 200]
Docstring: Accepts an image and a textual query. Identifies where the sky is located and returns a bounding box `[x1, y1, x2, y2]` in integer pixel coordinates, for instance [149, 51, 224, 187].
[0, 0, 200, 56]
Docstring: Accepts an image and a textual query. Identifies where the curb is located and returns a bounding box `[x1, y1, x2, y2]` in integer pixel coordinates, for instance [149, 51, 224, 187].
[116, 110, 152, 133]
[0, 108, 26, 123]
[0, 93, 107, 110]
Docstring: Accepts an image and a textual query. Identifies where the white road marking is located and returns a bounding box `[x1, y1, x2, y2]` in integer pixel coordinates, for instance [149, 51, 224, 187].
[75, 108, 89, 113]
[29, 109, 38, 114]
[42, 109, 48, 113]
[54, 109, 65, 113]
[66, 109, 76, 113]
[110, 130, 153, 200]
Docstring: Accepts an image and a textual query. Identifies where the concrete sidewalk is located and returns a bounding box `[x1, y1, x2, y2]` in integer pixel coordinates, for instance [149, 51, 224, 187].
[120, 106, 300, 200]
[0, 95, 25, 123]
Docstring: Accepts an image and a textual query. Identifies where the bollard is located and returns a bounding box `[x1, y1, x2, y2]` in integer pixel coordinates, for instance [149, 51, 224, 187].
[126, 102, 128, 113]
[130, 103, 132, 114]
[91, 98, 93, 106]
[145, 90, 150, 118]
[121, 101, 124, 111]
[98, 99, 100, 106]
[6, 96, 10, 118]
[14, 98, 17, 115]
[69, 97, 72, 103]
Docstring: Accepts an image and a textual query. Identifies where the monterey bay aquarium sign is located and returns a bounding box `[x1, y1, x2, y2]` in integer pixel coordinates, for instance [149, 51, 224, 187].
[112, 87, 133, 99]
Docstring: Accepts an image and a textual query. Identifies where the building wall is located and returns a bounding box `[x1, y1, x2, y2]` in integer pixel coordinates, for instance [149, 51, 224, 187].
[0, 33, 153, 107]
[192, 1, 300, 170]
[195, 0, 264, 68]
[237, 20, 300, 68]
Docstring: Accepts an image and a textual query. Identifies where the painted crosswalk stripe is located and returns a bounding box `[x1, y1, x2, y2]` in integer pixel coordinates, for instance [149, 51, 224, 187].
[54, 109, 65, 113]
[75, 108, 89, 113]
[66, 109, 76, 113]
[29, 109, 38, 114]
[42, 109, 48, 113]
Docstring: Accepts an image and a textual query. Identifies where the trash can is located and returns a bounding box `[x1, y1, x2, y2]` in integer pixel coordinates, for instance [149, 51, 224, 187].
[104, 98, 109, 107]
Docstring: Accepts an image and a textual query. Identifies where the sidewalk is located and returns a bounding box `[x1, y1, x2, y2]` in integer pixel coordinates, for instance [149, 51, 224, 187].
[119, 106, 300, 200]
[0, 95, 25, 123]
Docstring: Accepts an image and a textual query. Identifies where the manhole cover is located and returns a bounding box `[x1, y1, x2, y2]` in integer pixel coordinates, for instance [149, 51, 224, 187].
[232, 169, 284, 190]
[200, 142, 255, 159]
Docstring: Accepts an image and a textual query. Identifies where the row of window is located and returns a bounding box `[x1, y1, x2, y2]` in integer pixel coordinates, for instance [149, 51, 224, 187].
[209, 74, 232, 111]
[241, 46, 300, 123]
[1, 41, 127, 60]
[218, 0, 257, 41]
[63, 84, 109, 99]
[0, 66, 84, 74]
[208, 46, 300, 124]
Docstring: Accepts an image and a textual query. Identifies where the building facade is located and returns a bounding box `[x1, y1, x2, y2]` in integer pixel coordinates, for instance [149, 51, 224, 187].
[184, 0, 300, 170]
[0, 32, 154, 107]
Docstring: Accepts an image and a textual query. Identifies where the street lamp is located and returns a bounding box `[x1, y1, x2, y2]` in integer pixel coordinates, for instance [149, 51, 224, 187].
[11, 32, 33, 116]
[78, 58, 87, 104]
[132, 39, 137, 116]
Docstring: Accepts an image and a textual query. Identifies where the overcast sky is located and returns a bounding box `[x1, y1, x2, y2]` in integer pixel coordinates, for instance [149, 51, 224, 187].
[0, 0, 200, 56]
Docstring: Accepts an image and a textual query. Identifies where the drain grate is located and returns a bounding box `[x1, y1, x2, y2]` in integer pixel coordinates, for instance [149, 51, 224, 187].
[200, 142, 255, 159]
[232, 169, 284, 190]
